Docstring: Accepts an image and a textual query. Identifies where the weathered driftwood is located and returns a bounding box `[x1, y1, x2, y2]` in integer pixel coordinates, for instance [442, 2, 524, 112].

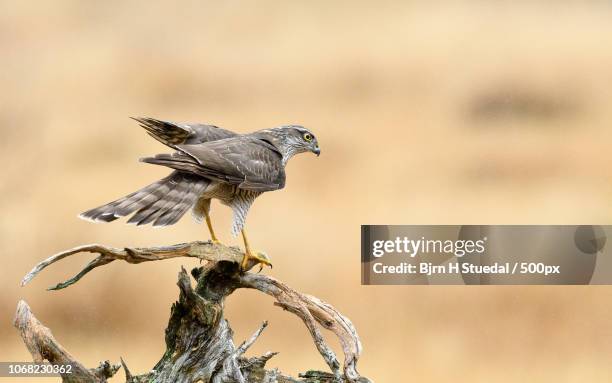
[13, 300, 120, 383]
[20, 241, 245, 290]
[17, 241, 370, 383]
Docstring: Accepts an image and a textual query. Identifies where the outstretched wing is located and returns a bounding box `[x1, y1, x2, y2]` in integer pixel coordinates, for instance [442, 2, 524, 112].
[131, 117, 237, 147]
[141, 137, 285, 192]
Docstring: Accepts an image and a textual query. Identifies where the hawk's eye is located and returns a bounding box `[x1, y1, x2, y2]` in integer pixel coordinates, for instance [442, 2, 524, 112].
[303, 133, 313, 142]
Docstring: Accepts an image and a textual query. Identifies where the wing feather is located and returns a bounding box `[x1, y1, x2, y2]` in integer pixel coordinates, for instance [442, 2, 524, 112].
[131, 117, 237, 147]
[141, 137, 285, 192]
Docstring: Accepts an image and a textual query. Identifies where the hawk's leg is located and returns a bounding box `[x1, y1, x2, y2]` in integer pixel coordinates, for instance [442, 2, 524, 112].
[196, 198, 222, 245]
[240, 228, 272, 271]
[203, 210, 221, 245]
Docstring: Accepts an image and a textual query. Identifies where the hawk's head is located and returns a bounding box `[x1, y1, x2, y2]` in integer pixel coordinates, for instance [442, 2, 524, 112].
[259, 125, 321, 162]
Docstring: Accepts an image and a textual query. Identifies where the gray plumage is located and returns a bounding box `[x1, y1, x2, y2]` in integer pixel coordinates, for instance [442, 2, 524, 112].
[81, 171, 209, 227]
[80, 118, 320, 236]
[131, 117, 237, 146]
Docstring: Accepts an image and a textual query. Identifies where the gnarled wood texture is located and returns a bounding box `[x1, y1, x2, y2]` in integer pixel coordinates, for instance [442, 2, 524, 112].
[13, 300, 120, 383]
[17, 241, 371, 383]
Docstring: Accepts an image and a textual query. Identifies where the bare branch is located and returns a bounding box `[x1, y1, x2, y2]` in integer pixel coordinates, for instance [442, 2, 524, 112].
[21, 241, 248, 290]
[120, 357, 132, 381]
[18, 241, 370, 382]
[13, 300, 120, 383]
[236, 321, 269, 357]
[238, 273, 363, 381]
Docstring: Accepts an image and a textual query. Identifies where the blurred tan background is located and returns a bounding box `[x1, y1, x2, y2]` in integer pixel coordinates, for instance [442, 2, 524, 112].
[2, 1, 612, 382]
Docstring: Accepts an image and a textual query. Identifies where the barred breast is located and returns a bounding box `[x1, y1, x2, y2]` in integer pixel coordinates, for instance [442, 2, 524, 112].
[192, 182, 261, 236]
[230, 189, 261, 236]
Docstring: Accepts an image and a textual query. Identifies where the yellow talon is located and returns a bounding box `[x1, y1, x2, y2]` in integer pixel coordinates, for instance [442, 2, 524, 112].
[240, 228, 273, 271]
[240, 250, 272, 271]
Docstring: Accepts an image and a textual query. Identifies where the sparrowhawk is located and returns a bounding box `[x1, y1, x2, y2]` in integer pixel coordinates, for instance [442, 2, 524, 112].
[80, 118, 320, 269]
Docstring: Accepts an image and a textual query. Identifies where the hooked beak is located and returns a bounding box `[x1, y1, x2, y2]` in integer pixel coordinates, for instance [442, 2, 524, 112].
[312, 146, 321, 157]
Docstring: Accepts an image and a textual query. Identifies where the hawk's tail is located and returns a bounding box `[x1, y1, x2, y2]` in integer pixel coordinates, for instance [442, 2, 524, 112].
[79, 171, 209, 227]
